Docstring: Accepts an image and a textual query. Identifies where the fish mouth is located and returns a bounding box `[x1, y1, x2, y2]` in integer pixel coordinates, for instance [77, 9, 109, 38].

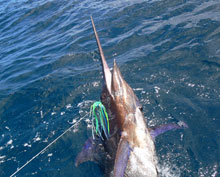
[111, 60, 138, 110]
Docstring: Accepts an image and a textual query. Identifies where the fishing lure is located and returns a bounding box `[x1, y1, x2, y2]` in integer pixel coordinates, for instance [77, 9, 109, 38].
[90, 101, 110, 140]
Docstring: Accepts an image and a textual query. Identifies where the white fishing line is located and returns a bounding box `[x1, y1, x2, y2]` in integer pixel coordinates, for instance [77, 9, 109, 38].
[10, 113, 89, 177]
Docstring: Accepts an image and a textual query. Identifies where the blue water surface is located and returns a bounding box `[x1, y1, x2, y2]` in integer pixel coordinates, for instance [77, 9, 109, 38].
[0, 0, 220, 176]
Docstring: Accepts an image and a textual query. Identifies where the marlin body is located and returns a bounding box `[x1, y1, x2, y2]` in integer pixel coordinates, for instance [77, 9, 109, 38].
[75, 17, 187, 177]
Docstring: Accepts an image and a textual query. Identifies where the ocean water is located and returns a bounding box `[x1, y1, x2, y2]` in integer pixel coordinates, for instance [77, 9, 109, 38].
[0, 0, 220, 176]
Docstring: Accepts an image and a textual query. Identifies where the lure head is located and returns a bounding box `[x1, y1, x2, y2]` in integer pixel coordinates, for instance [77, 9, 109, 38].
[90, 102, 110, 140]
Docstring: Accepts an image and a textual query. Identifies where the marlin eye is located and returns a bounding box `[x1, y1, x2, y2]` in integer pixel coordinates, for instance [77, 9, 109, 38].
[139, 106, 143, 112]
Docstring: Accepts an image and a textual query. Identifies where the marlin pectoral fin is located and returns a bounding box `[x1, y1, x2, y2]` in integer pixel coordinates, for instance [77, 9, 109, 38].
[113, 137, 132, 177]
[75, 137, 104, 167]
[150, 121, 188, 139]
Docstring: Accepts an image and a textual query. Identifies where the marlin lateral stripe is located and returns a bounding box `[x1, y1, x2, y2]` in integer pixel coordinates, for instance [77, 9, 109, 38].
[90, 101, 110, 140]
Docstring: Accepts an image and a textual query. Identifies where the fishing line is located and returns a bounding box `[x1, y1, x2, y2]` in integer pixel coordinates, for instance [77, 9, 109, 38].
[10, 112, 89, 177]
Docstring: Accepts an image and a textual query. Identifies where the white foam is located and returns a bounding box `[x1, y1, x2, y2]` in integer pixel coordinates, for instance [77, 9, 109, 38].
[0, 156, 6, 164]
[187, 83, 195, 87]
[35, 137, 41, 141]
[43, 138, 48, 143]
[24, 143, 31, 147]
[157, 154, 182, 177]
[73, 128, 78, 133]
[154, 86, 160, 94]
[85, 118, 90, 123]
[33, 133, 41, 142]
[159, 164, 180, 177]
[92, 81, 99, 87]
[69, 119, 77, 124]
[31, 172, 37, 175]
[47, 153, 53, 157]
[40, 110, 43, 118]
[7, 139, 13, 146]
[66, 104, 72, 109]
[198, 163, 218, 177]
[51, 112, 56, 115]
[87, 124, 92, 128]
[77, 100, 94, 108]
[0, 156, 6, 160]
[133, 88, 144, 91]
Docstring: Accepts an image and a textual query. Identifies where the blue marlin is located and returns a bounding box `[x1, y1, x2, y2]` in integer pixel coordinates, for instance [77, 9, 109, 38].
[75, 16, 188, 177]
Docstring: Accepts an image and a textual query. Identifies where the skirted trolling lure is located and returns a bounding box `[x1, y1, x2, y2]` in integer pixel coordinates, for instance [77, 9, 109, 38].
[90, 101, 110, 140]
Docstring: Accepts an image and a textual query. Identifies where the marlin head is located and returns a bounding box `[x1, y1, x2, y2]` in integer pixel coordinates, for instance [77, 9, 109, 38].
[111, 60, 142, 130]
